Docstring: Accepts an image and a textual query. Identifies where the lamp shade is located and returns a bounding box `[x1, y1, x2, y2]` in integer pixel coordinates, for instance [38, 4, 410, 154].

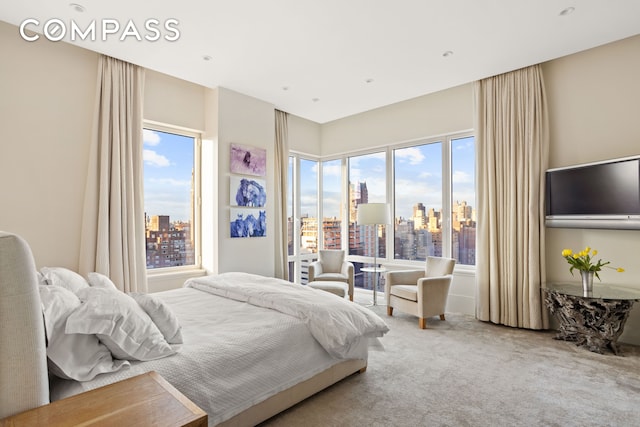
[357, 203, 390, 225]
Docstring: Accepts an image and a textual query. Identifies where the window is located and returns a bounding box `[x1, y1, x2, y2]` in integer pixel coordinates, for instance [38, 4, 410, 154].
[392, 133, 475, 265]
[143, 126, 200, 270]
[394, 142, 442, 260]
[287, 154, 319, 283]
[322, 159, 343, 250]
[348, 151, 387, 292]
[287, 131, 475, 288]
[348, 152, 386, 258]
[451, 136, 476, 265]
[299, 159, 318, 255]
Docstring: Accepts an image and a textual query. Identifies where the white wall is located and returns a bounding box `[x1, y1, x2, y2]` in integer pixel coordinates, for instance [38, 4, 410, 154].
[0, 21, 97, 269]
[288, 114, 321, 156]
[542, 34, 640, 344]
[145, 70, 206, 132]
[213, 87, 276, 276]
[321, 83, 473, 155]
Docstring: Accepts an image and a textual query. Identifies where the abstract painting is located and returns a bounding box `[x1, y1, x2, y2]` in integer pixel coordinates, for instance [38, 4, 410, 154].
[230, 176, 267, 207]
[230, 143, 266, 177]
[230, 208, 266, 238]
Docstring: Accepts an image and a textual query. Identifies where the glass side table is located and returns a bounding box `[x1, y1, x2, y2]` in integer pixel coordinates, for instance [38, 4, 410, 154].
[361, 267, 387, 306]
[542, 282, 640, 355]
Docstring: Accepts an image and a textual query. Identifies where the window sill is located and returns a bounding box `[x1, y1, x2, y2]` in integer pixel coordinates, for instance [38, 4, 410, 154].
[147, 268, 207, 293]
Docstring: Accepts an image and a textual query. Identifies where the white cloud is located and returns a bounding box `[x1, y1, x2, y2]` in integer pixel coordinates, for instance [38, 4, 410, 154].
[394, 146, 425, 165]
[148, 177, 191, 187]
[144, 149, 170, 167]
[143, 129, 161, 146]
[322, 163, 341, 176]
[452, 170, 473, 184]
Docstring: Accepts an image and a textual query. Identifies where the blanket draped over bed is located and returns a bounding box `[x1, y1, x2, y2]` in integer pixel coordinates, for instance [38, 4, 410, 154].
[185, 272, 389, 359]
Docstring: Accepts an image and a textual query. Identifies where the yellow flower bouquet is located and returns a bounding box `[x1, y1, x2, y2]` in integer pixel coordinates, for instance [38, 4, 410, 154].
[561, 246, 624, 281]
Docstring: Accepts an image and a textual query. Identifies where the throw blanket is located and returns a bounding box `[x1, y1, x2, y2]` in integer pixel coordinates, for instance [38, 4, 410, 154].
[185, 272, 389, 359]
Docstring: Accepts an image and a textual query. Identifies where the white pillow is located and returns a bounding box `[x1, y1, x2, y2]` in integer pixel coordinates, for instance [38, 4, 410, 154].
[41, 267, 89, 294]
[129, 293, 183, 344]
[67, 287, 176, 361]
[38, 285, 129, 381]
[87, 272, 118, 291]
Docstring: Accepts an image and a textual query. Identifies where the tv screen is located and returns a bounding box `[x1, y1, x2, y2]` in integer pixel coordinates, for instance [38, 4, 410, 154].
[546, 158, 640, 216]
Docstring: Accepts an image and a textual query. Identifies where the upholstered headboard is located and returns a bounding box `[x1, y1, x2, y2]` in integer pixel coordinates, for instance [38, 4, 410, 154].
[0, 231, 49, 418]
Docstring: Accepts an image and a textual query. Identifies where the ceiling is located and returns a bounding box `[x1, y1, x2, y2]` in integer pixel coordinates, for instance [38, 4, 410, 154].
[2, 1, 640, 124]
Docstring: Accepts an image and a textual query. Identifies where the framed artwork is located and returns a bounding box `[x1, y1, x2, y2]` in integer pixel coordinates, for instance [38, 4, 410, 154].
[230, 176, 266, 207]
[230, 208, 266, 238]
[230, 143, 266, 177]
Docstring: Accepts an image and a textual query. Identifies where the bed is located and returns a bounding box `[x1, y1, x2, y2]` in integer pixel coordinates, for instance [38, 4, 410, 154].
[0, 232, 389, 426]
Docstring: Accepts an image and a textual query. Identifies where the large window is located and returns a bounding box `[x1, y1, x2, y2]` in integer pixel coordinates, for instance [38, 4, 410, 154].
[143, 126, 200, 270]
[392, 133, 475, 265]
[348, 152, 386, 258]
[394, 142, 443, 260]
[287, 131, 475, 287]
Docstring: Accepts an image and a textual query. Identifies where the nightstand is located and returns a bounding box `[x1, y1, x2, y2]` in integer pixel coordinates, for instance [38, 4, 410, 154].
[0, 371, 207, 426]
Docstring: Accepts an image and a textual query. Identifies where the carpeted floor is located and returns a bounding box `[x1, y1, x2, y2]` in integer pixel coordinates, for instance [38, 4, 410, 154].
[261, 305, 640, 427]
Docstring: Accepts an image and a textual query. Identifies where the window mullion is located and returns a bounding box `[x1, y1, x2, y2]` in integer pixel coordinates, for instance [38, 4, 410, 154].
[442, 138, 452, 258]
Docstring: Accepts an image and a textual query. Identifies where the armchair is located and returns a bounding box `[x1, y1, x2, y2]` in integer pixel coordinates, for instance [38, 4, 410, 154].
[308, 250, 354, 301]
[385, 256, 456, 329]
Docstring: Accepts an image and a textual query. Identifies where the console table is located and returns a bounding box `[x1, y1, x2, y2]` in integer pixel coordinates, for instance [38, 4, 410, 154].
[542, 283, 640, 355]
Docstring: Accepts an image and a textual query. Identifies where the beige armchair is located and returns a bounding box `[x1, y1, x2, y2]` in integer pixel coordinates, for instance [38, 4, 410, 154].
[385, 256, 456, 328]
[308, 250, 354, 301]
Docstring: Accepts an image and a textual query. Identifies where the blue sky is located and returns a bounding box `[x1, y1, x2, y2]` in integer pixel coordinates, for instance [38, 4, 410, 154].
[143, 129, 194, 222]
[299, 136, 475, 220]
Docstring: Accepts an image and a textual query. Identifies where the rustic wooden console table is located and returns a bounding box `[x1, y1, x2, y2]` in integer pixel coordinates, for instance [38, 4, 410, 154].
[543, 283, 640, 355]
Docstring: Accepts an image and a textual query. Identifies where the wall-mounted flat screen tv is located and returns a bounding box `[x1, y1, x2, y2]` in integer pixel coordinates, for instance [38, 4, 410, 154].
[545, 156, 640, 230]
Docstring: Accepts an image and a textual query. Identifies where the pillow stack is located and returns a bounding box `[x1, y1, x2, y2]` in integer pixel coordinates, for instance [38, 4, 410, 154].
[39, 267, 182, 382]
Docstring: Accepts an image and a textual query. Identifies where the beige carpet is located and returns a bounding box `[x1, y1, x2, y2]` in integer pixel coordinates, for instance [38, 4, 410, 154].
[261, 305, 640, 427]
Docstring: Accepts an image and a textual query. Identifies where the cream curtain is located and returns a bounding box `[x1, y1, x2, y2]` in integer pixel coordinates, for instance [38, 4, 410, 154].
[274, 110, 289, 280]
[475, 65, 549, 329]
[79, 55, 147, 293]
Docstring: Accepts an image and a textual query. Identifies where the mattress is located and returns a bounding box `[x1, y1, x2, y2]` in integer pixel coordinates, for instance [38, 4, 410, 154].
[50, 286, 358, 426]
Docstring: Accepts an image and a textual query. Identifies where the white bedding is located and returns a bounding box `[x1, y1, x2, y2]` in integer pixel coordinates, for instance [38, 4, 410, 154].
[51, 276, 387, 426]
[185, 272, 390, 359]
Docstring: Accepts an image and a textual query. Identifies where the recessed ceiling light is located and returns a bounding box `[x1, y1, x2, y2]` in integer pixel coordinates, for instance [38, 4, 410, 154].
[442, 50, 454, 58]
[559, 7, 575, 16]
[69, 3, 85, 13]
[202, 55, 212, 61]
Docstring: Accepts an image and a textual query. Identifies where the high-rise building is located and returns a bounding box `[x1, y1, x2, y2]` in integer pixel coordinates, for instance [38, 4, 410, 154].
[413, 202, 426, 230]
[145, 215, 189, 269]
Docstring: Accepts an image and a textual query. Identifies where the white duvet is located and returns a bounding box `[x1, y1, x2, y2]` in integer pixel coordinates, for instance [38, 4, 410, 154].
[52, 273, 389, 426]
[185, 272, 390, 359]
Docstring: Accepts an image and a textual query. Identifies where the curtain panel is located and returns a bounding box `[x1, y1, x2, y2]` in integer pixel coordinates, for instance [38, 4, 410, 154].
[274, 110, 289, 280]
[475, 64, 549, 329]
[79, 55, 147, 293]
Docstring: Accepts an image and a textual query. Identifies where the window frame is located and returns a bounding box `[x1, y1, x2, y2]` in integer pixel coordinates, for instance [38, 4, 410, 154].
[287, 130, 475, 280]
[143, 121, 202, 275]
[287, 151, 321, 284]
